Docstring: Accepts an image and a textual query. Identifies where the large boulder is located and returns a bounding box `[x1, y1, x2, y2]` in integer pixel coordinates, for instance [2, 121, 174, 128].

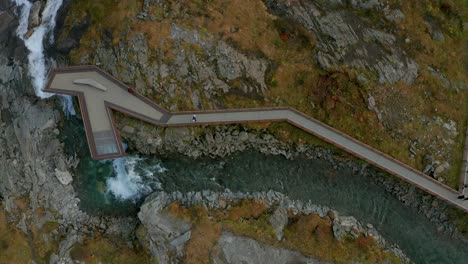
[268, 208, 289, 240]
[212, 232, 328, 264]
[332, 215, 364, 241]
[28, 1, 43, 29]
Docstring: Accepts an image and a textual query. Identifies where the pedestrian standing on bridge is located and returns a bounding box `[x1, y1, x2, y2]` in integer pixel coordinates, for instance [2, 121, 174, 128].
[464, 184, 468, 200]
[192, 114, 197, 122]
[458, 184, 468, 199]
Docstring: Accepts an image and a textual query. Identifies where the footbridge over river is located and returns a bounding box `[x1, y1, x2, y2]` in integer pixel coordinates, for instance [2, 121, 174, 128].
[45, 66, 468, 213]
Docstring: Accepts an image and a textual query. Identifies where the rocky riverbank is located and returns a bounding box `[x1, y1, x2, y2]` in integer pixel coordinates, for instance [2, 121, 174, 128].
[117, 121, 468, 244]
[137, 190, 410, 263]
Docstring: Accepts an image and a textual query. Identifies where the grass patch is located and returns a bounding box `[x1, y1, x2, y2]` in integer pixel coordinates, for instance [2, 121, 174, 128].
[167, 203, 222, 264]
[0, 207, 33, 264]
[400, 0, 467, 83]
[448, 207, 468, 236]
[284, 214, 398, 264]
[70, 235, 152, 264]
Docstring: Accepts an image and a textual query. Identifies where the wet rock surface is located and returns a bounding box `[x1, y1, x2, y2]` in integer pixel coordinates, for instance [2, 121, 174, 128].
[28, 1, 43, 29]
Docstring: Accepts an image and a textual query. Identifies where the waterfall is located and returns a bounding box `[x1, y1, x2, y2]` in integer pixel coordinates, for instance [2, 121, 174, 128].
[12, 0, 31, 38]
[13, 0, 75, 116]
[61, 95, 76, 116]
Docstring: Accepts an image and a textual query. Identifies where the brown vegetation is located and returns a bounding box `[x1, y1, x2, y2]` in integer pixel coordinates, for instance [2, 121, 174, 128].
[69, 235, 152, 264]
[0, 207, 33, 264]
[167, 199, 401, 263]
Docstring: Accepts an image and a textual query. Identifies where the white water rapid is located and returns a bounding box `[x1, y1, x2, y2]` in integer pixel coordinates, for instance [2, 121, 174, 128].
[107, 156, 151, 200]
[13, 0, 75, 115]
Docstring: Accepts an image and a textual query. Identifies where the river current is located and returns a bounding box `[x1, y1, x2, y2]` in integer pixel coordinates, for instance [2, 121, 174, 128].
[61, 116, 468, 264]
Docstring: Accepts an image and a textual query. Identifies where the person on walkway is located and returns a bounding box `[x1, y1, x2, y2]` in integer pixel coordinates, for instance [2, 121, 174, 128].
[458, 184, 468, 199]
[192, 114, 197, 122]
[464, 184, 468, 200]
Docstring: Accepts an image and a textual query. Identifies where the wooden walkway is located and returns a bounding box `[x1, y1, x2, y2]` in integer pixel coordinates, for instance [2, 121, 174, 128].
[45, 66, 468, 213]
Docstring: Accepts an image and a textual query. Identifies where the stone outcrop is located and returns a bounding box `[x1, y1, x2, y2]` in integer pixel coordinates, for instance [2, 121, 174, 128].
[268, 207, 289, 240]
[427, 66, 468, 91]
[332, 215, 364, 240]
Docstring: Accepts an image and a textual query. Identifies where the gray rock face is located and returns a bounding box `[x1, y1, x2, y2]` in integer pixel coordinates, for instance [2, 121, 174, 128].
[349, 0, 383, 10]
[0, 54, 13, 83]
[119, 122, 318, 159]
[264, 0, 419, 84]
[0, 54, 96, 231]
[191, 89, 201, 110]
[427, 66, 467, 91]
[49, 231, 83, 263]
[212, 232, 328, 264]
[384, 8, 405, 23]
[0, 0, 13, 10]
[138, 192, 192, 264]
[169, 25, 269, 96]
[0, 10, 15, 41]
[424, 19, 445, 43]
[92, 24, 269, 111]
[122, 125, 136, 134]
